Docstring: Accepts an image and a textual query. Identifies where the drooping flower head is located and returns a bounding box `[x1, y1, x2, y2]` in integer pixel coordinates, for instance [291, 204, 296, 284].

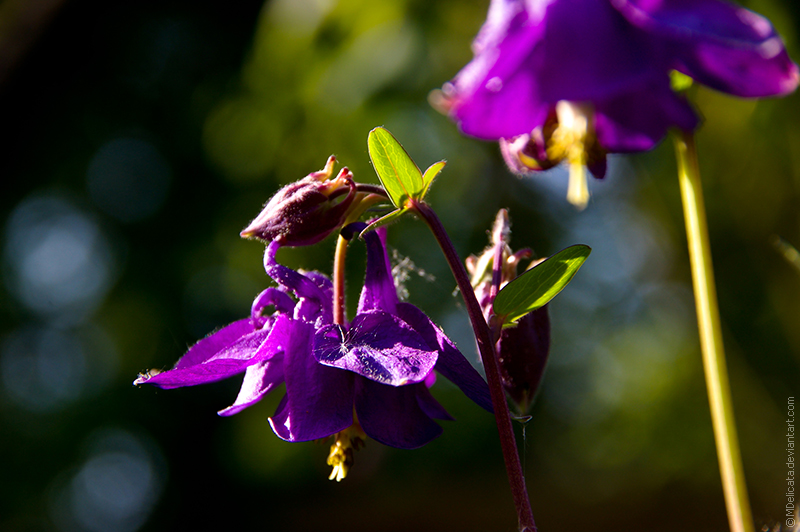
[135, 223, 491, 479]
[312, 224, 494, 443]
[438, 0, 799, 208]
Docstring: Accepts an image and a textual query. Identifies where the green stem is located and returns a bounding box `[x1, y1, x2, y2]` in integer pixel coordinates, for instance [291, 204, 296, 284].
[412, 200, 536, 532]
[673, 130, 753, 532]
[333, 234, 348, 326]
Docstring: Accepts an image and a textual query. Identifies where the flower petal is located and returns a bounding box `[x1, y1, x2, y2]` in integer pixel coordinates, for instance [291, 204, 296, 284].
[314, 311, 438, 386]
[137, 324, 273, 389]
[594, 79, 698, 152]
[357, 227, 397, 314]
[415, 384, 455, 421]
[269, 320, 354, 442]
[263, 240, 327, 304]
[250, 287, 295, 328]
[536, 0, 661, 103]
[449, 2, 550, 139]
[395, 303, 494, 413]
[612, 0, 799, 97]
[175, 319, 254, 369]
[217, 353, 285, 416]
[303, 270, 335, 324]
[355, 378, 443, 449]
[471, 0, 527, 57]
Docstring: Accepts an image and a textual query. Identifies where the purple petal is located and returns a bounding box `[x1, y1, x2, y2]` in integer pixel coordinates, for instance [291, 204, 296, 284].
[499, 130, 553, 175]
[137, 325, 273, 389]
[251, 287, 295, 328]
[449, 2, 550, 139]
[471, 0, 528, 56]
[314, 311, 438, 386]
[303, 270, 335, 324]
[269, 320, 354, 442]
[140, 314, 299, 389]
[536, 0, 663, 103]
[395, 303, 494, 413]
[217, 353, 285, 417]
[594, 79, 698, 152]
[424, 369, 437, 388]
[612, 0, 799, 97]
[263, 240, 327, 304]
[357, 227, 398, 314]
[137, 358, 257, 389]
[451, 0, 666, 140]
[175, 319, 254, 369]
[355, 378, 443, 449]
[416, 385, 454, 421]
[587, 155, 608, 180]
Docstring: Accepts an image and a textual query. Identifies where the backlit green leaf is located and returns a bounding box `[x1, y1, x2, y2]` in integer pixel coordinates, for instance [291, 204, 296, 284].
[361, 208, 406, 234]
[368, 127, 423, 208]
[421, 160, 446, 199]
[493, 245, 591, 323]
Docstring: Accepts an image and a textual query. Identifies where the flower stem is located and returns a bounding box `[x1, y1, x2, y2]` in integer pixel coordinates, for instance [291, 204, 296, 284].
[333, 234, 348, 326]
[333, 191, 390, 325]
[673, 130, 754, 532]
[412, 200, 536, 532]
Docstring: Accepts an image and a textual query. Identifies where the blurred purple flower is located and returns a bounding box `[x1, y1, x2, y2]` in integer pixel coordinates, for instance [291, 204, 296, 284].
[135, 229, 491, 454]
[439, 0, 799, 207]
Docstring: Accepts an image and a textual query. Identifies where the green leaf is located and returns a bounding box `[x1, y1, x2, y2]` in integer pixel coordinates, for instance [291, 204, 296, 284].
[368, 127, 423, 208]
[493, 245, 591, 323]
[361, 208, 406, 234]
[421, 160, 446, 199]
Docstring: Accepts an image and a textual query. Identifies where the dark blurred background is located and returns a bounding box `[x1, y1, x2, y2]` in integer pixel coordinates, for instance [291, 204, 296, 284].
[1, 0, 798, 531]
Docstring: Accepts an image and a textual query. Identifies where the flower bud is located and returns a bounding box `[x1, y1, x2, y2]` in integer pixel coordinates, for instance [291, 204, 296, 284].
[240, 156, 357, 247]
[467, 209, 551, 414]
[497, 305, 550, 415]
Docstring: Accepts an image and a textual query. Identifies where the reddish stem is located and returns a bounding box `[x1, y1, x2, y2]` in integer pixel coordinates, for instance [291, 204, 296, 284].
[412, 200, 536, 532]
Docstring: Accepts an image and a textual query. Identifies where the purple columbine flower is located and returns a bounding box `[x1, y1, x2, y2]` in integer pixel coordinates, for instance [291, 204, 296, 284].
[135, 227, 491, 478]
[438, 0, 799, 208]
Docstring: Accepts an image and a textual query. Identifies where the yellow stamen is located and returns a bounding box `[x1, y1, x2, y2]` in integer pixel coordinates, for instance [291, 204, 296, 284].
[326, 424, 366, 482]
[551, 101, 592, 210]
[566, 155, 589, 210]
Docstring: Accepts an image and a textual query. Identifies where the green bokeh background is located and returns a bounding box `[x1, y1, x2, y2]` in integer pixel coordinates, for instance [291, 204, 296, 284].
[1, 0, 798, 531]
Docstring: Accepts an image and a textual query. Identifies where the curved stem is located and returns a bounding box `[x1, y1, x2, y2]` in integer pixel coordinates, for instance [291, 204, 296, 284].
[355, 183, 390, 197]
[412, 200, 536, 532]
[673, 130, 753, 532]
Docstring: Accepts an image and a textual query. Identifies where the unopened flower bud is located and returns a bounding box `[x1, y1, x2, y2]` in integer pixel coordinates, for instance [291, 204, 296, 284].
[241, 156, 357, 246]
[497, 305, 550, 415]
[468, 209, 551, 414]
